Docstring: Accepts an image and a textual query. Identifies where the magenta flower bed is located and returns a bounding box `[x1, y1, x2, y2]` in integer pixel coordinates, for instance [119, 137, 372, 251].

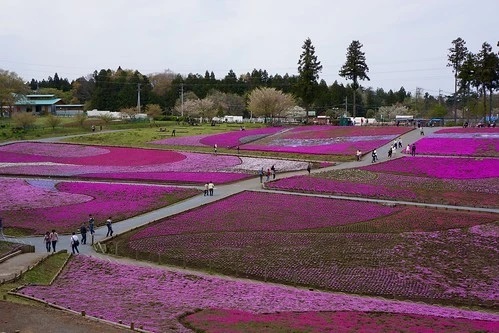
[0, 142, 307, 184]
[20, 256, 499, 333]
[361, 156, 499, 179]
[184, 308, 499, 333]
[79, 171, 251, 183]
[242, 126, 412, 155]
[0, 179, 199, 234]
[267, 175, 417, 200]
[415, 128, 499, 156]
[0, 142, 186, 165]
[129, 191, 401, 241]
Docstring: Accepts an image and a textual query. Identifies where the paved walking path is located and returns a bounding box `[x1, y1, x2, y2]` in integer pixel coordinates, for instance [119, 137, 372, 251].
[2, 126, 496, 271]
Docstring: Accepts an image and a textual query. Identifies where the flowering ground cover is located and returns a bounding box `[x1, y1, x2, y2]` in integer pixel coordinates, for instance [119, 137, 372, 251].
[20, 256, 499, 333]
[361, 156, 499, 179]
[151, 127, 283, 148]
[414, 127, 499, 157]
[0, 178, 199, 235]
[0, 142, 308, 184]
[241, 125, 412, 155]
[266, 161, 499, 208]
[111, 191, 498, 308]
[182, 308, 499, 333]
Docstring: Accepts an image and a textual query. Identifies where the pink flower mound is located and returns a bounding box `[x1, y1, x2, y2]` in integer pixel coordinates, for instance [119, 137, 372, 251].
[80, 172, 251, 184]
[243, 140, 391, 155]
[266, 176, 416, 199]
[416, 138, 498, 156]
[0, 142, 187, 166]
[242, 126, 412, 155]
[361, 156, 499, 179]
[0, 181, 198, 234]
[415, 128, 499, 156]
[20, 256, 499, 333]
[199, 127, 284, 148]
[184, 309, 499, 333]
[436, 128, 499, 134]
[130, 191, 400, 241]
[0, 179, 92, 210]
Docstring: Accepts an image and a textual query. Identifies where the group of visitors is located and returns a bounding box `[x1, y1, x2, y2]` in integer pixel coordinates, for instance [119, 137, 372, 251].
[42, 214, 114, 255]
[204, 182, 215, 196]
[258, 165, 277, 183]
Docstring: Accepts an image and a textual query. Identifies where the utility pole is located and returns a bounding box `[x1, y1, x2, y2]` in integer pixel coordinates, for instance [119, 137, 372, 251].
[137, 83, 141, 113]
[180, 83, 184, 117]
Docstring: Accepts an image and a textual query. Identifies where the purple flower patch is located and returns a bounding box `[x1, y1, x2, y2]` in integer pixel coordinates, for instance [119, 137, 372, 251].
[0, 179, 199, 234]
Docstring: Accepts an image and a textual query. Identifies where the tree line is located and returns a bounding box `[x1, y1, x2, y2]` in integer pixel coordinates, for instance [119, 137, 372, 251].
[2, 38, 498, 122]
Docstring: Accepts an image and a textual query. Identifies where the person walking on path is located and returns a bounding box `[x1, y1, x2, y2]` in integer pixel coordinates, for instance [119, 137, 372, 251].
[49, 229, 58, 253]
[88, 214, 95, 235]
[398, 138, 402, 149]
[356, 150, 362, 161]
[371, 150, 378, 163]
[258, 168, 264, 183]
[405, 144, 411, 154]
[271, 165, 276, 180]
[106, 217, 113, 237]
[265, 168, 271, 182]
[204, 182, 209, 196]
[411, 143, 417, 156]
[213, 144, 217, 154]
[70, 232, 80, 254]
[208, 181, 215, 196]
[80, 223, 87, 245]
[420, 127, 425, 135]
[307, 163, 311, 174]
[44, 231, 51, 252]
[388, 147, 393, 158]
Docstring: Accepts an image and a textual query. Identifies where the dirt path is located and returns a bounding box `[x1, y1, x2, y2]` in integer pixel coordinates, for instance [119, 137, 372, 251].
[0, 301, 133, 333]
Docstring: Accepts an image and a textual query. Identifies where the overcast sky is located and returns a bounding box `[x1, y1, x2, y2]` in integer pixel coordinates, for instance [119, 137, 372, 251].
[1, 0, 497, 97]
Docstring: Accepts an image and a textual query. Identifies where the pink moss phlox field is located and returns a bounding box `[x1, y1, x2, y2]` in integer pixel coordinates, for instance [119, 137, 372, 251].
[0, 178, 92, 210]
[415, 127, 499, 157]
[242, 126, 412, 155]
[129, 191, 401, 241]
[183, 308, 499, 333]
[20, 256, 499, 333]
[361, 156, 499, 179]
[0, 142, 307, 184]
[80, 172, 251, 183]
[267, 175, 417, 200]
[0, 179, 199, 234]
[0, 142, 186, 166]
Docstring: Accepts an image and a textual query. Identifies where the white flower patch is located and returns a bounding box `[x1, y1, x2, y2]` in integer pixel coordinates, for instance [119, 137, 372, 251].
[229, 157, 309, 172]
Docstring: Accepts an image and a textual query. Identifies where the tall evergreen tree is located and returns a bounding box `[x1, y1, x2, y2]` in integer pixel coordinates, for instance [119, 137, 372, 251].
[447, 38, 468, 123]
[296, 38, 322, 109]
[339, 40, 370, 117]
[475, 42, 498, 121]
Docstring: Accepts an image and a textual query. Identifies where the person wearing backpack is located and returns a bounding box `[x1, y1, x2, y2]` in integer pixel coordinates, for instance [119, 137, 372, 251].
[106, 217, 113, 237]
[70, 232, 80, 254]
